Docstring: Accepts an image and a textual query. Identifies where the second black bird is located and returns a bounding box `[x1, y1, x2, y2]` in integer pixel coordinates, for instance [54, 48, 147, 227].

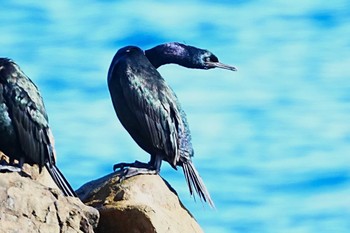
[0, 58, 76, 197]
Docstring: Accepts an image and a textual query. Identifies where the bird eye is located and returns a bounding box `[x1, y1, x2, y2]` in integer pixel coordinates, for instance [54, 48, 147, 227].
[209, 54, 218, 62]
[204, 54, 218, 63]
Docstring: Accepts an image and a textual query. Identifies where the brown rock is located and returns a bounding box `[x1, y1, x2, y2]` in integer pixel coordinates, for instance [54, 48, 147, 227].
[0, 153, 99, 233]
[0, 152, 62, 191]
[77, 171, 204, 233]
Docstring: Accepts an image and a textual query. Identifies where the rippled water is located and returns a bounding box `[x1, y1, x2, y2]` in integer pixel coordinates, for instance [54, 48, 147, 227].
[1, 1, 350, 232]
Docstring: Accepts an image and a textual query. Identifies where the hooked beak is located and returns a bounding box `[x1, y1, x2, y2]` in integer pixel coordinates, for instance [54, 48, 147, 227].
[205, 61, 237, 71]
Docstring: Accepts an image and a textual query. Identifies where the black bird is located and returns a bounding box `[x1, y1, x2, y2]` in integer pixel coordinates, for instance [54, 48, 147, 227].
[108, 42, 236, 207]
[0, 58, 76, 197]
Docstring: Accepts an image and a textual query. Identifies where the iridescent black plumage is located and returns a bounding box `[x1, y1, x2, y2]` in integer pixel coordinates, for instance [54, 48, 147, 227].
[108, 43, 236, 207]
[145, 42, 237, 71]
[0, 58, 76, 197]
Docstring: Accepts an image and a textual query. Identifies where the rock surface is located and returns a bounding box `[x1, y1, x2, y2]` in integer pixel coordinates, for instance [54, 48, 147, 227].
[0, 152, 99, 233]
[77, 171, 204, 233]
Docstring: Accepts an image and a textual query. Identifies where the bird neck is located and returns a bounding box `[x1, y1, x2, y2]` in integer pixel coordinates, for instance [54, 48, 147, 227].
[145, 43, 190, 69]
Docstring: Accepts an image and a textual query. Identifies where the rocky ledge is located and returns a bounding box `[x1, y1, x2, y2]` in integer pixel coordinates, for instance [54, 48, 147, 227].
[0, 164, 99, 233]
[77, 170, 204, 233]
[0, 152, 204, 233]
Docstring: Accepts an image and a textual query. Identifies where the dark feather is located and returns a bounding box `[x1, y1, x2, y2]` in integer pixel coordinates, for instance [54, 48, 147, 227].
[5, 83, 49, 167]
[182, 161, 215, 208]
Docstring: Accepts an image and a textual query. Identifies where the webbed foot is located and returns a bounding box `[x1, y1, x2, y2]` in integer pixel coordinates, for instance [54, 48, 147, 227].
[113, 160, 158, 182]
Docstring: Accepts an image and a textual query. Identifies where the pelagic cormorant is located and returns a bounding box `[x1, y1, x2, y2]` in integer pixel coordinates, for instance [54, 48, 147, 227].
[0, 58, 76, 197]
[108, 42, 236, 207]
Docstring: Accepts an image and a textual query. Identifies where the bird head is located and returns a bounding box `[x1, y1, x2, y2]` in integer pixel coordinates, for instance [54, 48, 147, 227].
[145, 42, 237, 71]
[198, 50, 237, 71]
[158, 43, 237, 71]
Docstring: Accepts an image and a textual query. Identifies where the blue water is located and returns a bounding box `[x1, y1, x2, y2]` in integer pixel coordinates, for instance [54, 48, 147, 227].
[1, 1, 350, 232]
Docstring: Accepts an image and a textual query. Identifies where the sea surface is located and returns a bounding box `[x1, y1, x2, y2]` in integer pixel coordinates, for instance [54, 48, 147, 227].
[1, 1, 350, 232]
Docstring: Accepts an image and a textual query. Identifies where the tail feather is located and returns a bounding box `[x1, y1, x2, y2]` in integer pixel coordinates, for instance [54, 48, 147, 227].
[182, 163, 194, 196]
[45, 162, 77, 197]
[182, 161, 215, 208]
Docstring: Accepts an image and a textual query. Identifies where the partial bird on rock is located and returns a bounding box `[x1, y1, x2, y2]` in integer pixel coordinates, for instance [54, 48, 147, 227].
[0, 58, 76, 197]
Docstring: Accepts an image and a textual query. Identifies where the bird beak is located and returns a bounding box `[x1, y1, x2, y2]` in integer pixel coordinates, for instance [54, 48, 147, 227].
[205, 61, 237, 71]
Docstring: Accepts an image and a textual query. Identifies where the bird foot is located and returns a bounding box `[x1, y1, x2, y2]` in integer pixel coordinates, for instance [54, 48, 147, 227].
[113, 160, 150, 171]
[0, 164, 22, 173]
[122, 167, 158, 178]
[113, 161, 158, 182]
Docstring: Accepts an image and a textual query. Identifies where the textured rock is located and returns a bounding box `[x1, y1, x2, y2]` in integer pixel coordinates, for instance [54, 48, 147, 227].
[0, 152, 99, 233]
[77, 171, 203, 233]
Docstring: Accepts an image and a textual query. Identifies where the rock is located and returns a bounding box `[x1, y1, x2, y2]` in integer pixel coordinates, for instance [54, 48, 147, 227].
[0, 152, 99, 233]
[77, 171, 203, 233]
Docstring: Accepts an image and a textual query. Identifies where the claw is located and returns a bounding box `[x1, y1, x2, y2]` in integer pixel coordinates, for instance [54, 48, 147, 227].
[113, 160, 151, 171]
[0, 164, 22, 173]
[113, 161, 158, 182]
